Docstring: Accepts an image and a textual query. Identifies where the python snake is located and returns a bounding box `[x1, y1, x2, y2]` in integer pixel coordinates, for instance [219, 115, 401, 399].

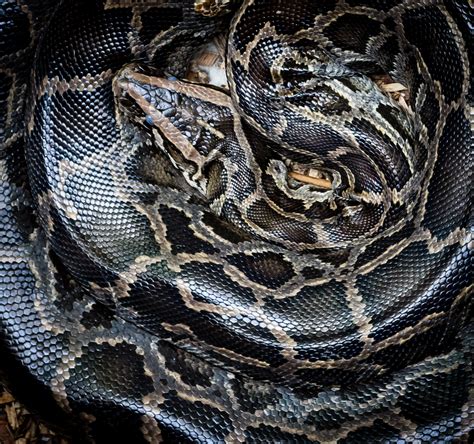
[0, 0, 472, 442]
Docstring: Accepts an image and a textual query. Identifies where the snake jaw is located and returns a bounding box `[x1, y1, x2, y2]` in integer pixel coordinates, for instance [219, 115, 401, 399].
[114, 66, 235, 196]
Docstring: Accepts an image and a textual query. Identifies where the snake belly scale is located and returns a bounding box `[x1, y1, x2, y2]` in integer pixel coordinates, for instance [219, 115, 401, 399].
[0, 0, 472, 442]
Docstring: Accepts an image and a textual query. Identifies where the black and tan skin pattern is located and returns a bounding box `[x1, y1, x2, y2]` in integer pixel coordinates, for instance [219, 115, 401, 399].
[0, 0, 472, 442]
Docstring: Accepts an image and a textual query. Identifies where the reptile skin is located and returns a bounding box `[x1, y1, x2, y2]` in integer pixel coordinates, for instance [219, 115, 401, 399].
[0, 0, 472, 442]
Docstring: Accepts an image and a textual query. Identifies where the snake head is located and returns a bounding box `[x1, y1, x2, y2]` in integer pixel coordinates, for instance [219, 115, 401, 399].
[113, 64, 235, 197]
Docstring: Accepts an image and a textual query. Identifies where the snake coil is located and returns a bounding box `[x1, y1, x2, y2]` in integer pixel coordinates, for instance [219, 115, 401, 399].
[0, 0, 472, 442]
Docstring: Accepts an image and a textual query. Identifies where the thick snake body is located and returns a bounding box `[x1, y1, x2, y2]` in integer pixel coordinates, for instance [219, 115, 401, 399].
[0, 0, 472, 442]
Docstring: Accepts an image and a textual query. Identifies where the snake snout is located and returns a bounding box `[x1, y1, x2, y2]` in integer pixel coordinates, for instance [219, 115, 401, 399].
[113, 64, 239, 195]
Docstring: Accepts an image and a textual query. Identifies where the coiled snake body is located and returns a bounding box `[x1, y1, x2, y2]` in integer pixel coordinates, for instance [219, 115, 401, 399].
[0, 0, 472, 442]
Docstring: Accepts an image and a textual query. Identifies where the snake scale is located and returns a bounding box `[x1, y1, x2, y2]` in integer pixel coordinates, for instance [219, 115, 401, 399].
[0, 0, 472, 442]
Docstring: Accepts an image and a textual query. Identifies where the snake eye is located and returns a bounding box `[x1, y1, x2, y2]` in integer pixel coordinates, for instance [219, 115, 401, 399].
[145, 115, 154, 125]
